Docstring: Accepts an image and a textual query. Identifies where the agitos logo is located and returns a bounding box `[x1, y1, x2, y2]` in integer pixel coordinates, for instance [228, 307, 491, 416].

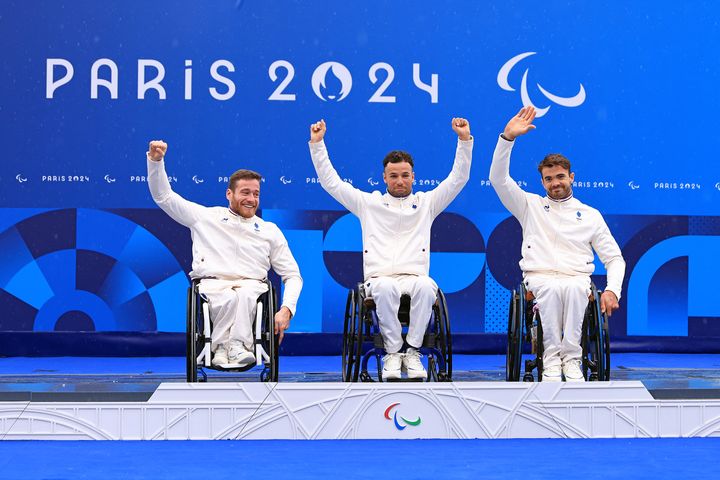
[384, 403, 422, 431]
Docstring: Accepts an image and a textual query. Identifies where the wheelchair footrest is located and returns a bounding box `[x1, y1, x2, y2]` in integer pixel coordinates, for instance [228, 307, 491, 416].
[202, 363, 255, 373]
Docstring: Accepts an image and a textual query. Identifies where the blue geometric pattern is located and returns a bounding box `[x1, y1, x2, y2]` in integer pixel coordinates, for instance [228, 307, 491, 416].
[0, 209, 188, 333]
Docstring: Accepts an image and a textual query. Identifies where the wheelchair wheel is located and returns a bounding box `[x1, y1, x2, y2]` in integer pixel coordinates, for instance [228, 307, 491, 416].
[583, 287, 610, 381]
[436, 289, 452, 381]
[599, 307, 611, 381]
[260, 286, 279, 382]
[342, 288, 359, 382]
[506, 288, 523, 382]
[186, 284, 198, 382]
[356, 293, 370, 382]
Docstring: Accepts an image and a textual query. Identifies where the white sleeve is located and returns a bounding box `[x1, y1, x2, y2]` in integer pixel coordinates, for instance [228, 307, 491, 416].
[427, 138, 473, 216]
[489, 135, 529, 222]
[309, 140, 367, 215]
[269, 226, 303, 316]
[147, 155, 203, 227]
[592, 216, 626, 300]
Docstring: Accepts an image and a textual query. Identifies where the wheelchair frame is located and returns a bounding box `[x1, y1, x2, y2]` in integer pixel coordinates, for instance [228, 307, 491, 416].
[186, 278, 280, 382]
[506, 282, 611, 382]
[342, 283, 452, 382]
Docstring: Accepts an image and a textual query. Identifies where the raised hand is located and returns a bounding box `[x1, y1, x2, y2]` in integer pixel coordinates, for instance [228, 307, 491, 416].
[451, 117, 471, 141]
[503, 106, 536, 141]
[148, 140, 168, 161]
[310, 119, 327, 143]
[600, 291, 620, 318]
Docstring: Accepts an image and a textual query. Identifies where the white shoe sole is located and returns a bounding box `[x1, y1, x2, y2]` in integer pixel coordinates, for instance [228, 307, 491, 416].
[405, 369, 427, 380]
[382, 370, 401, 380]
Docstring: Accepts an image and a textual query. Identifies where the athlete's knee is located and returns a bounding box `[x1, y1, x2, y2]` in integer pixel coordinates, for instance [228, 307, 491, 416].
[368, 277, 400, 297]
[415, 276, 437, 296]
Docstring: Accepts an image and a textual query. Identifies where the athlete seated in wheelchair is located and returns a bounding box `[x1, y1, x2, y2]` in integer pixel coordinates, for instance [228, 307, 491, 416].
[343, 280, 452, 382]
[145, 140, 302, 383]
[490, 107, 625, 382]
[186, 278, 280, 382]
[308, 116, 472, 382]
[506, 282, 611, 382]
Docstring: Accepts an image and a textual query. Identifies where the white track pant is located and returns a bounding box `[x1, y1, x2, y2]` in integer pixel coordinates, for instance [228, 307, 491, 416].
[524, 273, 590, 369]
[365, 275, 438, 353]
[198, 278, 269, 351]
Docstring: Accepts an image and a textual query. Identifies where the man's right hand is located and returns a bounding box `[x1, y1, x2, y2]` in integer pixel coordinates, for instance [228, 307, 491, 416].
[502, 106, 536, 141]
[148, 140, 168, 161]
[309, 119, 326, 143]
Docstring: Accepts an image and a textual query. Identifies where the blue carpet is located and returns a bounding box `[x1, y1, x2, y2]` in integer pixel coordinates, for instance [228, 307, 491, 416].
[0, 438, 717, 479]
[1, 354, 719, 375]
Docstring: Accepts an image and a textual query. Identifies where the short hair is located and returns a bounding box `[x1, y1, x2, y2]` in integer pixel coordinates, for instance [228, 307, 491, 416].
[228, 169, 262, 191]
[537, 153, 571, 175]
[382, 150, 414, 169]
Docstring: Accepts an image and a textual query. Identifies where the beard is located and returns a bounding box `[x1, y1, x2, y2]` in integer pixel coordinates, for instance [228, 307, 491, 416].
[547, 185, 572, 200]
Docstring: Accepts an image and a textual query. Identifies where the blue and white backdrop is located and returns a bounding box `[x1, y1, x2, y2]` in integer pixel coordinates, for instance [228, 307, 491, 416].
[2, 1, 719, 354]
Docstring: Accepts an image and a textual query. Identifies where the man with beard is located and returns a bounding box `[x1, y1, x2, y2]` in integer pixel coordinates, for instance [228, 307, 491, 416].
[308, 118, 472, 380]
[489, 107, 625, 382]
[146, 140, 302, 368]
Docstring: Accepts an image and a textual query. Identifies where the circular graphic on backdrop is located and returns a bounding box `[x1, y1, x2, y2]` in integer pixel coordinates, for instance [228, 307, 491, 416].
[0, 208, 187, 332]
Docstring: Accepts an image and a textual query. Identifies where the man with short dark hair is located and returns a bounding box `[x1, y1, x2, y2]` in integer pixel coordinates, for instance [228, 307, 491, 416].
[308, 119, 473, 380]
[489, 107, 625, 382]
[146, 140, 302, 368]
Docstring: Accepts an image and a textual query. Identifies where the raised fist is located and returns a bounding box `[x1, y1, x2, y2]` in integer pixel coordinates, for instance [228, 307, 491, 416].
[309, 120, 326, 143]
[148, 140, 168, 161]
[451, 117, 471, 141]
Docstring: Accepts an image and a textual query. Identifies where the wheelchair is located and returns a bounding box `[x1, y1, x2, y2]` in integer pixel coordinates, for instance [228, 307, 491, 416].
[186, 278, 279, 382]
[342, 282, 452, 382]
[506, 282, 610, 382]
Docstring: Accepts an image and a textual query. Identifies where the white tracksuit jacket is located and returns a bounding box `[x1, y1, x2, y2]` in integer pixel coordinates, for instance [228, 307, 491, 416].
[489, 136, 625, 298]
[147, 156, 302, 315]
[309, 138, 473, 280]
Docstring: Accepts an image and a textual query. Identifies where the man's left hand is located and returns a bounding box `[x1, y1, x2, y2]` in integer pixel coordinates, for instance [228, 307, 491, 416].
[274, 306, 292, 344]
[600, 291, 620, 317]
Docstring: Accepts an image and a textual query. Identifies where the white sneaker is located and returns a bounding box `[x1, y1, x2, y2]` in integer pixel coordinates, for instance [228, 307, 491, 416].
[382, 353, 403, 380]
[541, 365, 562, 382]
[211, 345, 229, 366]
[402, 348, 427, 380]
[227, 340, 256, 368]
[563, 360, 585, 382]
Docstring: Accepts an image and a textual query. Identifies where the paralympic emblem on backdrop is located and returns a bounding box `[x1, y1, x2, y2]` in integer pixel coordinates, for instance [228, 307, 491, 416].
[384, 403, 422, 431]
[497, 52, 586, 118]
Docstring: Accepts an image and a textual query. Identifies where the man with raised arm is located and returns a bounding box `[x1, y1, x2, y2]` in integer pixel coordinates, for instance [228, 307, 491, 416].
[490, 107, 625, 382]
[146, 141, 302, 368]
[308, 119, 473, 380]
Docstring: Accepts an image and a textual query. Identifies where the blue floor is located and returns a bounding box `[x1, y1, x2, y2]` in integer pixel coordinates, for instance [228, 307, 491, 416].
[3, 353, 720, 375]
[0, 438, 718, 479]
[1, 354, 720, 394]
